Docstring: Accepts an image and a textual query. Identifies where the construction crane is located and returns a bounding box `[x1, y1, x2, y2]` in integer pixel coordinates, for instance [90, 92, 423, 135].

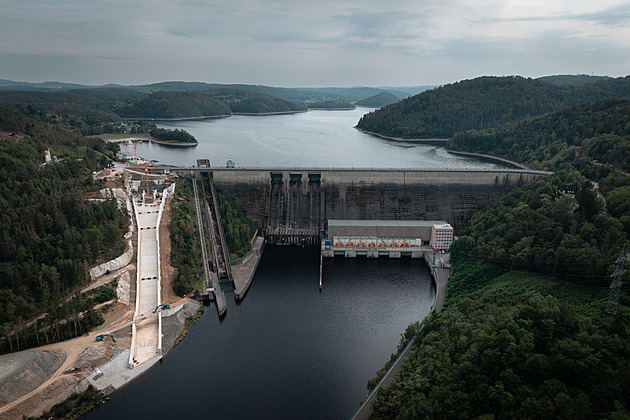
[122, 141, 156, 200]
[122, 141, 139, 166]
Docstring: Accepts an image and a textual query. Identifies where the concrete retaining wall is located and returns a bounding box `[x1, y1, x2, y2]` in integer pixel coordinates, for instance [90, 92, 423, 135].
[89, 240, 134, 279]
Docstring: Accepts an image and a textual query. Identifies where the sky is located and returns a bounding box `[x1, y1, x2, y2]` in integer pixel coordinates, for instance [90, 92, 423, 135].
[0, 0, 629, 87]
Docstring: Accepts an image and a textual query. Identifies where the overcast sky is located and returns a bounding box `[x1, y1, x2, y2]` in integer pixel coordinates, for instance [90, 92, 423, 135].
[0, 0, 629, 87]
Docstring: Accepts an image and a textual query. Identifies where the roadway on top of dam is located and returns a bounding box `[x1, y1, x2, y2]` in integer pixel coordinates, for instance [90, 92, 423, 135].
[159, 165, 552, 175]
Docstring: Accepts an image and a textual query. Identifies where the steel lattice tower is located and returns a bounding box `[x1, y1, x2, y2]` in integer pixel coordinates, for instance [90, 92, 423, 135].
[605, 245, 627, 316]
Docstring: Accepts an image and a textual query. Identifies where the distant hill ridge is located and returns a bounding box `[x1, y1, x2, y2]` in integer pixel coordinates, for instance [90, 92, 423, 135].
[356, 75, 630, 139]
[356, 91, 400, 108]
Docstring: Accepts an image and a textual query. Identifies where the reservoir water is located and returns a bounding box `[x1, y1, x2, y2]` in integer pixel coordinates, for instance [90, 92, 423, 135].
[120, 108, 507, 169]
[83, 247, 435, 419]
[92, 109, 491, 418]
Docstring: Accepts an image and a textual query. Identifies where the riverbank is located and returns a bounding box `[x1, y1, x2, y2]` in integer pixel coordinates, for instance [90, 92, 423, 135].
[0, 299, 202, 420]
[307, 107, 356, 111]
[122, 114, 232, 122]
[149, 140, 197, 147]
[232, 236, 266, 300]
[353, 126, 448, 146]
[233, 109, 308, 116]
[354, 127, 529, 169]
[445, 149, 530, 169]
[96, 135, 197, 147]
[351, 253, 451, 420]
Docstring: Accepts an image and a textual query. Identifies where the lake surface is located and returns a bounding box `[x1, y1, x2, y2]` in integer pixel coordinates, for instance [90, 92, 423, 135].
[120, 108, 507, 169]
[90, 109, 480, 419]
[83, 247, 435, 419]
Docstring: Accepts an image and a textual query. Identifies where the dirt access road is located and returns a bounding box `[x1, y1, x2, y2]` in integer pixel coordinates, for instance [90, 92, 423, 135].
[0, 195, 181, 419]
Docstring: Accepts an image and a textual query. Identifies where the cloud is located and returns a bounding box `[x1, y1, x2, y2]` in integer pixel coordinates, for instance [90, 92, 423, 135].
[0, 0, 628, 85]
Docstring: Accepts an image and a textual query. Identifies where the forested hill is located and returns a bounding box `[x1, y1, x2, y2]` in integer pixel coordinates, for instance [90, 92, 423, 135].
[200, 89, 307, 114]
[370, 98, 630, 419]
[0, 87, 307, 120]
[110, 89, 307, 117]
[116, 91, 232, 119]
[356, 75, 630, 139]
[0, 107, 126, 345]
[356, 91, 400, 107]
[449, 99, 630, 170]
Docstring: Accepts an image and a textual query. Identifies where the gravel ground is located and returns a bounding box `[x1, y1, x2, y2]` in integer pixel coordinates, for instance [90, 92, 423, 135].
[0, 300, 202, 419]
[0, 350, 66, 405]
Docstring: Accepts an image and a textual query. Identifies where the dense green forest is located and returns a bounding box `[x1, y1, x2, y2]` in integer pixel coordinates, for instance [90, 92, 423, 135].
[356, 91, 400, 108]
[307, 100, 355, 110]
[371, 168, 630, 418]
[0, 107, 127, 352]
[356, 75, 630, 139]
[537, 74, 611, 86]
[0, 81, 423, 123]
[169, 179, 203, 296]
[369, 82, 630, 418]
[149, 127, 197, 143]
[371, 267, 630, 419]
[201, 88, 307, 114]
[116, 91, 231, 119]
[448, 99, 630, 171]
[217, 191, 257, 260]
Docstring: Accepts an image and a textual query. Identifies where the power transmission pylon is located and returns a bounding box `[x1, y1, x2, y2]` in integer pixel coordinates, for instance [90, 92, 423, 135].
[605, 245, 626, 316]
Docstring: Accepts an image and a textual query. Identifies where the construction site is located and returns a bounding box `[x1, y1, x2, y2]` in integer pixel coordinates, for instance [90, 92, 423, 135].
[0, 156, 195, 419]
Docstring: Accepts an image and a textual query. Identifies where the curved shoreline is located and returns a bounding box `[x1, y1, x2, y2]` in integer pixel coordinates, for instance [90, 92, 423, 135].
[103, 137, 197, 147]
[354, 127, 530, 169]
[122, 114, 232, 121]
[444, 150, 530, 169]
[351, 255, 449, 420]
[353, 126, 448, 146]
[307, 107, 356, 111]
[232, 109, 307, 116]
[150, 140, 198, 147]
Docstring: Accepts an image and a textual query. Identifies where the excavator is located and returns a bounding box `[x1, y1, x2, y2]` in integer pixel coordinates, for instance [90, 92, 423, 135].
[153, 303, 171, 313]
[95, 334, 116, 342]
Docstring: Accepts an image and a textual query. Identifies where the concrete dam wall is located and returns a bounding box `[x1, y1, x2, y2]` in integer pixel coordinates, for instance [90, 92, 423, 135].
[173, 168, 549, 245]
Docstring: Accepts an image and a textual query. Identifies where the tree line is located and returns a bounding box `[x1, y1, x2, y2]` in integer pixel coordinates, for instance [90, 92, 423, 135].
[169, 179, 203, 296]
[149, 127, 197, 143]
[368, 80, 630, 417]
[0, 107, 127, 352]
[217, 191, 257, 260]
[356, 75, 630, 139]
[168, 182, 258, 295]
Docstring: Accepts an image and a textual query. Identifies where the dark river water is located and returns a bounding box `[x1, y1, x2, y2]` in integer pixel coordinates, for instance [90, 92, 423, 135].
[83, 247, 435, 419]
[87, 109, 489, 419]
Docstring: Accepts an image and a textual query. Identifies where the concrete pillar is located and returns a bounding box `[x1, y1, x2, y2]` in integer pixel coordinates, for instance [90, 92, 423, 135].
[390, 251, 401, 259]
[411, 251, 423, 259]
[345, 250, 356, 258]
[367, 251, 378, 258]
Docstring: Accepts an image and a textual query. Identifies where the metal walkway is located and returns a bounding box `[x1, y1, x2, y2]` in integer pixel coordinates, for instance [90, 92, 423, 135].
[199, 169, 233, 282]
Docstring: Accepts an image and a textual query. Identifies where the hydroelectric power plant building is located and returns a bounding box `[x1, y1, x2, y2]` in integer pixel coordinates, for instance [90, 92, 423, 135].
[322, 219, 454, 258]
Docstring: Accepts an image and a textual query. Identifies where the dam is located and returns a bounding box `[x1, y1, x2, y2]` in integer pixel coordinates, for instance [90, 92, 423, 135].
[169, 167, 551, 244]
